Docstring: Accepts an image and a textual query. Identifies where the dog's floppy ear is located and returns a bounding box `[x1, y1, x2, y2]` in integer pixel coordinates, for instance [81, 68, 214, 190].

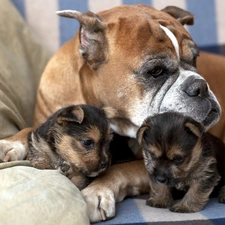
[56, 10, 108, 70]
[161, 6, 194, 26]
[57, 106, 84, 124]
[184, 121, 204, 138]
[137, 124, 149, 146]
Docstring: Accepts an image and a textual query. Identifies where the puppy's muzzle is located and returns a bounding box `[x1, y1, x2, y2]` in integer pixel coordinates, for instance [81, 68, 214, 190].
[156, 174, 168, 184]
[100, 160, 108, 169]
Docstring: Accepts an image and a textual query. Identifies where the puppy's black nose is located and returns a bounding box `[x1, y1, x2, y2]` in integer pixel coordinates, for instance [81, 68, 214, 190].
[100, 161, 108, 169]
[183, 77, 208, 97]
[156, 174, 167, 184]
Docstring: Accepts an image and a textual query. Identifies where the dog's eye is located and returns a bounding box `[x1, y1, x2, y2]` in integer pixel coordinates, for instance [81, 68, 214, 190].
[147, 67, 163, 77]
[81, 139, 94, 148]
[150, 152, 157, 160]
[173, 155, 183, 164]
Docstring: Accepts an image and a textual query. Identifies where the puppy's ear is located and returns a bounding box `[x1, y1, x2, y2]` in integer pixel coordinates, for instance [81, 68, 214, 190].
[137, 125, 149, 145]
[185, 121, 204, 137]
[57, 106, 84, 124]
[102, 107, 118, 119]
[56, 10, 108, 70]
[161, 6, 194, 26]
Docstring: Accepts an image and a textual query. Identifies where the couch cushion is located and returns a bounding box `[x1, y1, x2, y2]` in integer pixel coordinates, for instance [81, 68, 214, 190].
[0, 164, 89, 225]
[0, 0, 50, 138]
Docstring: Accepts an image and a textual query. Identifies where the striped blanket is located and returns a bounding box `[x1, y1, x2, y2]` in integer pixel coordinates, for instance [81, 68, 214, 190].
[98, 195, 225, 225]
[12, 0, 225, 56]
[11, 1, 225, 224]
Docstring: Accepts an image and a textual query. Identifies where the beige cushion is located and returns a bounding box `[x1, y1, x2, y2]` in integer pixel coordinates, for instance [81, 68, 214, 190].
[0, 1, 89, 224]
[0, 165, 89, 225]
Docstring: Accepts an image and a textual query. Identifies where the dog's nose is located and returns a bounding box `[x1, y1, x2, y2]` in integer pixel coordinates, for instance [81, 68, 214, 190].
[156, 174, 167, 184]
[183, 77, 208, 97]
[100, 161, 108, 169]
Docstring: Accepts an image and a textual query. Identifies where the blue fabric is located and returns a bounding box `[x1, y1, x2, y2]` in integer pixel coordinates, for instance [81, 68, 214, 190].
[11, 0, 225, 56]
[96, 196, 225, 225]
[186, 0, 218, 47]
[11, 0, 25, 18]
[123, 0, 152, 6]
[58, 0, 88, 46]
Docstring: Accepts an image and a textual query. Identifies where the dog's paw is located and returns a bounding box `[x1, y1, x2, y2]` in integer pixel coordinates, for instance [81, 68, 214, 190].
[146, 197, 171, 208]
[0, 140, 27, 162]
[218, 186, 225, 203]
[170, 201, 200, 213]
[81, 184, 116, 223]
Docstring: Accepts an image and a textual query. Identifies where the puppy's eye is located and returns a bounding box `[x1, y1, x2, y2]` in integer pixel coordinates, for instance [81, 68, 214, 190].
[81, 139, 94, 148]
[147, 67, 163, 77]
[173, 155, 183, 164]
[150, 152, 157, 160]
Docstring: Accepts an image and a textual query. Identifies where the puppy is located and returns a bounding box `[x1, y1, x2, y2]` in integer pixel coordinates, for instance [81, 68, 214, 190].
[27, 104, 115, 190]
[137, 112, 225, 213]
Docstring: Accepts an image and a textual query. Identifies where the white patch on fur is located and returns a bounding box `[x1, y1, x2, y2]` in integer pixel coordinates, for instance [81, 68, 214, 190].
[0, 140, 27, 161]
[110, 123, 120, 134]
[125, 127, 138, 138]
[110, 123, 138, 138]
[160, 25, 180, 60]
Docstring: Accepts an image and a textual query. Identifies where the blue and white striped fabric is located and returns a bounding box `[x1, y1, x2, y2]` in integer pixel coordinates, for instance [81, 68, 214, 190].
[97, 195, 225, 225]
[11, 0, 225, 55]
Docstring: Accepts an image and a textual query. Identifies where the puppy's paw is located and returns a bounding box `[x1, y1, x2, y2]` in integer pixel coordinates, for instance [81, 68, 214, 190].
[81, 184, 116, 223]
[170, 201, 200, 213]
[0, 140, 27, 162]
[218, 186, 225, 203]
[146, 197, 171, 208]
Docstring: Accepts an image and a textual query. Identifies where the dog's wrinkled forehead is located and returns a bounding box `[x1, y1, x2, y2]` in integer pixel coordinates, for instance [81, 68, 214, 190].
[101, 5, 199, 68]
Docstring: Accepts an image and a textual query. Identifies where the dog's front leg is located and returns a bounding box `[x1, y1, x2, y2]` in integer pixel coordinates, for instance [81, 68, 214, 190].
[81, 160, 149, 223]
[170, 174, 220, 213]
[146, 179, 173, 208]
[0, 128, 33, 162]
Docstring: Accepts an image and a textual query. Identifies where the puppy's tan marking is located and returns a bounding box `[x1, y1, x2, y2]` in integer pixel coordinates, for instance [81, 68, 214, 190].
[150, 146, 162, 158]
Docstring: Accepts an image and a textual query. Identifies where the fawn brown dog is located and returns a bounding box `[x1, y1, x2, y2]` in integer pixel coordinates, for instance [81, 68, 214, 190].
[0, 5, 224, 222]
[138, 112, 225, 213]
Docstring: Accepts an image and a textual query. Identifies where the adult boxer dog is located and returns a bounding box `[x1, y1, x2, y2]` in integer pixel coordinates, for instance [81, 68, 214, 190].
[0, 4, 222, 222]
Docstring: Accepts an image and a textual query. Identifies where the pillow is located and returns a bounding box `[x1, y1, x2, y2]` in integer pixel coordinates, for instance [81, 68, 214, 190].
[0, 1, 89, 224]
[0, 163, 89, 225]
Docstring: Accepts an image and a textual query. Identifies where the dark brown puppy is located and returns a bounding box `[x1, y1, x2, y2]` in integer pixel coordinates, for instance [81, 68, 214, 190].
[27, 105, 114, 190]
[137, 112, 225, 213]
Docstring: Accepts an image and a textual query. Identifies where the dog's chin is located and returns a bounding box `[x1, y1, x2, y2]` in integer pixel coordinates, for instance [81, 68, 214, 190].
[87, 171, 101, 178]
[202, 108, 221, 130]
[85, 168, 108, 178]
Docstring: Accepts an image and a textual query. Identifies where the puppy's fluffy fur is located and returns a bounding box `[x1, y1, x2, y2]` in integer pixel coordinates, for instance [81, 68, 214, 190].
[27, 104, 114, 190]
[137, 112, 225, 213]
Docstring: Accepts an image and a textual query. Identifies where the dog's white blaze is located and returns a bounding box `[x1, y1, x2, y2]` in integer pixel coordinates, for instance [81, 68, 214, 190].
[125, 127, 138, 138]
[110, 123, 138, 138]
[110, 123, 119, 133]
[160, 25, 180, 60]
